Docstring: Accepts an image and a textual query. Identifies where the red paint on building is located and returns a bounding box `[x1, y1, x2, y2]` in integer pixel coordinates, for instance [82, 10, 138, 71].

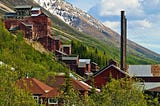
[38, 35, 61, 52]
[87, 64, 130, 89]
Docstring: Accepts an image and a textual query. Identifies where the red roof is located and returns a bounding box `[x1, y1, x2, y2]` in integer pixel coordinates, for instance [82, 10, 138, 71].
[17, 78, 53, 95]
[40, 87, 59, 98]
[72, 79, 90, 91]
[50, 76, 90, 91]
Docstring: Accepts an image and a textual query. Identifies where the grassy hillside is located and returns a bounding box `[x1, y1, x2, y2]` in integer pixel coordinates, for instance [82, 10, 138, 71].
[0, 20, 68, 81]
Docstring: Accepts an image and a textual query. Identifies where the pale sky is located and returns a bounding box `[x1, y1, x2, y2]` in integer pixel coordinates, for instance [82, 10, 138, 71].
[66, 0, 160, 54]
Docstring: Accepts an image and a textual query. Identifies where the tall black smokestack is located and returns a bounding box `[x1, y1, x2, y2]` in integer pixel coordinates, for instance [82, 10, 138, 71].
[120, 11, 127, 71]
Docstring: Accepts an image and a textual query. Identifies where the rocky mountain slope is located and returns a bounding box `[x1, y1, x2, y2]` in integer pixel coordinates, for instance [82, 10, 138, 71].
[33, 0, 160, 61]
[0, 0, 160, 63]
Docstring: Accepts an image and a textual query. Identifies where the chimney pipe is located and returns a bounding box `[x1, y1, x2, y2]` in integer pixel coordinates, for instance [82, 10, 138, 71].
[120, 11, 127, 71]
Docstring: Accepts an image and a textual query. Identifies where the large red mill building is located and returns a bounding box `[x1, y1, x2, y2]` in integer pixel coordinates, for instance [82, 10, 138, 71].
[4, 6, 59, 52]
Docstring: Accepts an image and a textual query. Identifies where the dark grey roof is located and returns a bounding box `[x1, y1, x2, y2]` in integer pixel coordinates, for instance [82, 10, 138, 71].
[9, 26, 19, 31]
[5, 12, 16, 16]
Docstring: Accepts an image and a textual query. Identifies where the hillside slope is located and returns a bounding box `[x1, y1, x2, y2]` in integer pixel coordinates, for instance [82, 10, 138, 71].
[0, 20, 68, 81]
[0, 0, 160, 65]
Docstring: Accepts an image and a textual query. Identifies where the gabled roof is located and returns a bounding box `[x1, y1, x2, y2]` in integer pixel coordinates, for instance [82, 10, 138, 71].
[94, 64, 130, 77]
[72, 79, 90, 91]
[50, 76, 90, 91]
[17, 78, 53, 95]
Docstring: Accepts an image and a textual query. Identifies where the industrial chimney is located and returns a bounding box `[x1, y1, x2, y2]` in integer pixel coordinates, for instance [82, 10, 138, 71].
[120, 11, 127, 71]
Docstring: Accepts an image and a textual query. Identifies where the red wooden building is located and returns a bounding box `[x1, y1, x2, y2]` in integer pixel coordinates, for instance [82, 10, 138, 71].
[61, 56, 79, 71]
[87, 64, 130, 89]
[3, 6, 62, 52]
[17, 78, 59, 106]
[38, 35, 61, 52]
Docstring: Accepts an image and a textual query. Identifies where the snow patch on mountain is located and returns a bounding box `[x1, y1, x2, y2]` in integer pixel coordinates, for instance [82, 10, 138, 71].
[33, 0, 105, 31]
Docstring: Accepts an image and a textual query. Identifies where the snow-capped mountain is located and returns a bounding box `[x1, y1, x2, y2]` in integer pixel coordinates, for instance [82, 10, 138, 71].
[34, 0, 118, 43]
[34, 0, 104, 30]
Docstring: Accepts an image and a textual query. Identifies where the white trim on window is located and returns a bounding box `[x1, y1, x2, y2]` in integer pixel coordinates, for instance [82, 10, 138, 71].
[48, 98, 58, 104]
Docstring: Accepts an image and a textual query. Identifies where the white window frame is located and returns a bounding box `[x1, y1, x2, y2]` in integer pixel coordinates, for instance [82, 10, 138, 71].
[32, 95, 39, 103]
[48, 98, 58, 104]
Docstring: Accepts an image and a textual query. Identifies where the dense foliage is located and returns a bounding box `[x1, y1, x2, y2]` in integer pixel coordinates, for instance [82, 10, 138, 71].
[89, 78, 148, 106]
[71, 40, 109, 68]
[0, 66, 37, 106]
[58, 77, 159, 106]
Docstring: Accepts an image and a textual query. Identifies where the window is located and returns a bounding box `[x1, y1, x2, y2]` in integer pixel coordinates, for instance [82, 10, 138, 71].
[32, 96, 39, 103]
[48, 98, 58, 104]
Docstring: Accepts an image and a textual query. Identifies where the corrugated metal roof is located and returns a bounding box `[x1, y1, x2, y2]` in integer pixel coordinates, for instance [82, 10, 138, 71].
[79, 59, 90, 64]
[128, 65, 153, 76]
[135, 82, 160, 90]
[62, 56, 78, 60]
[15, 5, 32, 9]
[31, 7, 41, 11]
